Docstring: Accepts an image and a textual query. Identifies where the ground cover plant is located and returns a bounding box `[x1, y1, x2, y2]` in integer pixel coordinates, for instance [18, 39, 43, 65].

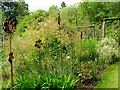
[1, 1, 120, 89]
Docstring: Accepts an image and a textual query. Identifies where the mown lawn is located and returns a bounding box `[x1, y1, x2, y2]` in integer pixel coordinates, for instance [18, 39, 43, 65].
[96, 62, 119, 89]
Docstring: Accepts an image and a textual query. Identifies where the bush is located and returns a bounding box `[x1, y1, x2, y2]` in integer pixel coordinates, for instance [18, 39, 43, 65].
[96, 37, 118, 68]
[80, 61, 98, 82]
[16, 10, 48, 36]
[80, 39, 97, 62]
[8, 19, 80, 89]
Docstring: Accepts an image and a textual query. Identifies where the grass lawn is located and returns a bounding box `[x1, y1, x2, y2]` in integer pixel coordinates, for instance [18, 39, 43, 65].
[96, 62, 119, 89]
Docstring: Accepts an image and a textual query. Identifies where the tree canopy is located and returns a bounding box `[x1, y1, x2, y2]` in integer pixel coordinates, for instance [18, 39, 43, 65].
[1, 0, 29, 23]
[61, 2, 66, 8]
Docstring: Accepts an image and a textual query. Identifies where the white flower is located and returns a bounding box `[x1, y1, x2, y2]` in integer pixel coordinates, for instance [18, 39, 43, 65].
[66, 56, 71, 59]
[96, 37, 118, 64]
[79, 74, 82, 76]
[95, 58, 97, 62]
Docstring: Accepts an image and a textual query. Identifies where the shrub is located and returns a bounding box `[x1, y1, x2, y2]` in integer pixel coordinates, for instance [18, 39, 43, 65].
[96, 37, 118, 68]
[80, 61, 98, 82]
[10, 21, 80, 89]
[80, 39, 97, 61]
[16, 10, 48, 35]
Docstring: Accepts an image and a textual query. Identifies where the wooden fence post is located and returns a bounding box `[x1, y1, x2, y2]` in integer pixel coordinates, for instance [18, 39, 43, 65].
[58, 12, 61, 30]
[76, 15, 78, 32]
[102, 20, 105, 38]
[80, 31, 82, 87]
[118, 19, 120, 46]
[58, 11, 63, 72]
[93, 26, 96, 38]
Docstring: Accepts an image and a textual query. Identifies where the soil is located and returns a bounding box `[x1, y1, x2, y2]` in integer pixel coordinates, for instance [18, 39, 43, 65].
[75, 68, 105, 89]
[75, 62, 117, 90]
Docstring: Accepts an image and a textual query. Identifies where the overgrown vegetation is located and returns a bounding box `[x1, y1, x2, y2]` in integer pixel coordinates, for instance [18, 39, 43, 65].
[1, 0, 120, 89]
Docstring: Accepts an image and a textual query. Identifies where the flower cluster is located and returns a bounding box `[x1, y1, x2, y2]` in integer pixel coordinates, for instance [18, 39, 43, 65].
[96, 37, 118, 66]
[80, 61, 98, 82]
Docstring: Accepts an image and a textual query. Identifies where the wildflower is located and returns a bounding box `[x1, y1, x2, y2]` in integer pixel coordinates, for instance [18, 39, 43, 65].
[35, 39, 42, 49]
[96, 37, 118, 65]
[95, 58, 97, 62]
[66, 56, 70, 59]
[79, 74, 82, 76]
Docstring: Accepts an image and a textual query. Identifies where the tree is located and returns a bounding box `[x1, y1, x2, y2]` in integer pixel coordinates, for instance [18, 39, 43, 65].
[78, 2, 120, 24]
[61, 2, 66, 8]
[48, 5, 59, 19]
[61, 6, 78, 32]
[48, 5, 59, 14]
[1, 0, 29, 23]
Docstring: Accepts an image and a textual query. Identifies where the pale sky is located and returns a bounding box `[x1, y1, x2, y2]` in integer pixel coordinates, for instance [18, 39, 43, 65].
[25, 0, 81, 12]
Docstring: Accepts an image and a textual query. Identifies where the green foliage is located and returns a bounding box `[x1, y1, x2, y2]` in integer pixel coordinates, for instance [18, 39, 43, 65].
[61, 1, 67, 8]
[9, 14, 80, 88]
[38, 73, 79, 89]
[80, 61, 98, 82]
[96, 37, 118, 68]
[1, 1, 29, 22]
[78, 2, 120, 24]
[16, 10, 48, 35]
[91, 62, 98, 80]
[14, 75, 36, 88]
[61, 6, 78, 32]
[81, 39, 97, 61]
[14, 73, 79, 89]
[48, 5, 59, 18]
[105, 21, 119, 41]
[2, 1, 119, 88]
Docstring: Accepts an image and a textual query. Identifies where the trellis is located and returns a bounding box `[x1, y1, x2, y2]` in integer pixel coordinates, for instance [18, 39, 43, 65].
[78, 25, 96, 39]
[102, 18, 120, 46]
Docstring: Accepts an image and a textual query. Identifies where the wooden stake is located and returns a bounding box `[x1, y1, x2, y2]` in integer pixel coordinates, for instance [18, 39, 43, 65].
[80, 31, 82, 87]
[118, 19, 120, 46]
[102, 20, 105, 38]
[9, 33, 14, 90]
[93, 26, 96, 38]
[76, 15, 78, 32]
[10, 63, 13, 89]
[58, 11, 62, 71]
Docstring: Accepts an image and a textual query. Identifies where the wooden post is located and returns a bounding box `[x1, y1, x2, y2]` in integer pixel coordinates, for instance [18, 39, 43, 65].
[80, 31, 82, 87]
[102, 20, 105, 38]
[102, 18, 120, 38]
[10, 62, 13, 89]
[80, 31, 82, 59]
[76, 15, 78, 31]
[58, 11, 62, 71]
[118, 19, 120, 46]
[58, 12, 61, 30]
[9, 33, 14, 89]
[93, 26, 96, 38]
